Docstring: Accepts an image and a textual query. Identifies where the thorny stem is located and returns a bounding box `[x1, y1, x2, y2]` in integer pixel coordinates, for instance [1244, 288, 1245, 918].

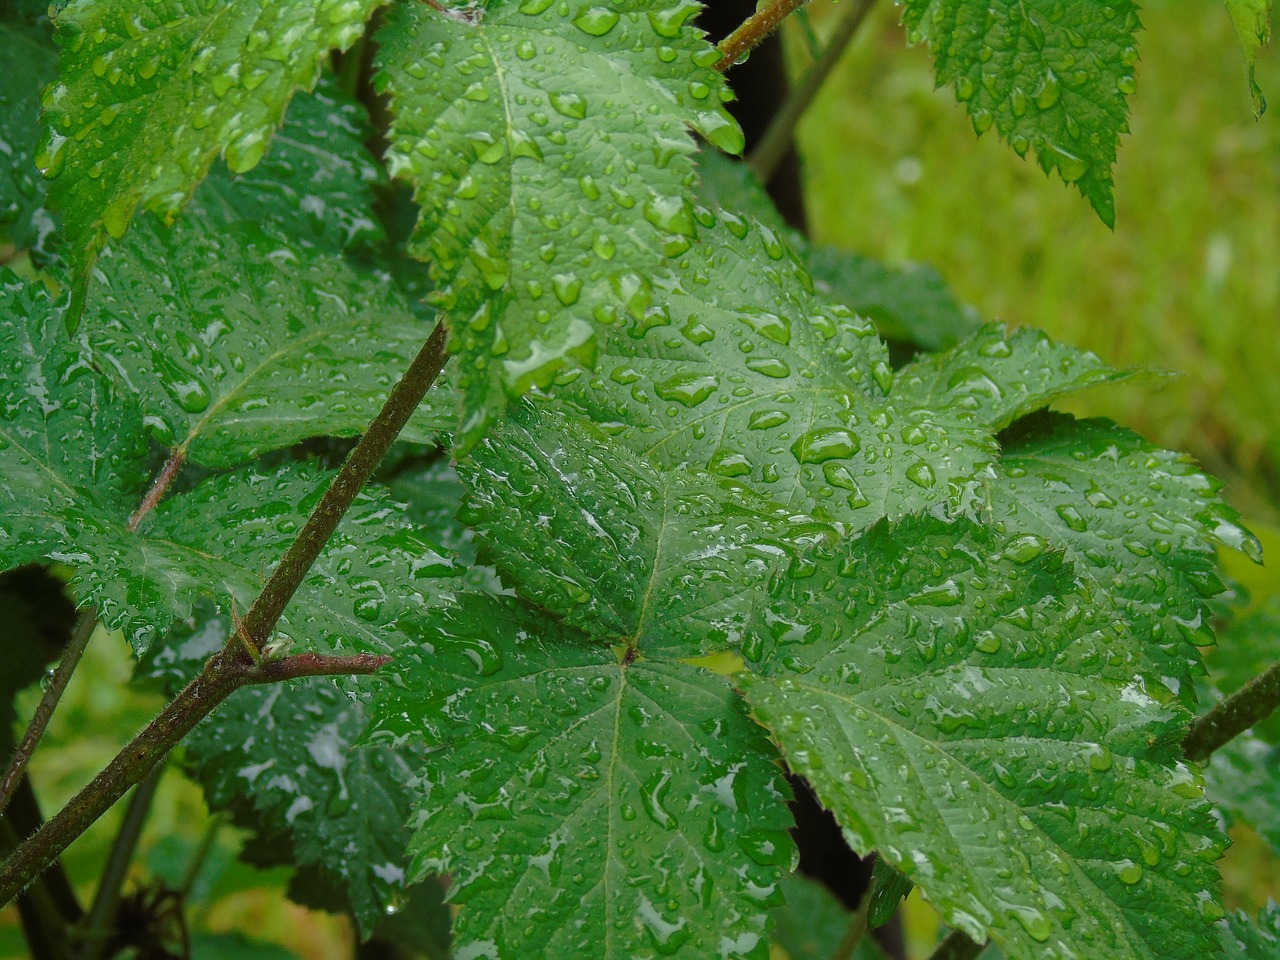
[79, 767, 165, 960]
[715, 0, 811, 72]
[0, 613, 97, 821]
[927, 929, 986, 960]
[0, 322, 449, 907]
[1184, 660, 1280, 762]
[749, 0, 877, 182]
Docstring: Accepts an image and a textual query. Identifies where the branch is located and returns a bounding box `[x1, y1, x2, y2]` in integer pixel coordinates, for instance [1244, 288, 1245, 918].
[1184, 661, 1280, 762]
[0, 612, 97, 820]
[927, 929, 986, 960]
[715, 0, 811, 73]
[749, 0, 876, 182]
[0, 322, 448, 907]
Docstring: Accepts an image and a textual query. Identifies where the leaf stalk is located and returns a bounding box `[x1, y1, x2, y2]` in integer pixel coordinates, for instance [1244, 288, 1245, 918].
[715, 0, 812, 72]
[1184, 660, 1280, 762]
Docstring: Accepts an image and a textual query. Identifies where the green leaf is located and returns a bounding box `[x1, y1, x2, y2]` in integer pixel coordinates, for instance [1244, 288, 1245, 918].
[867, 858, 913, 930]
[42, 0, 381, 304]
[85, 218, 451, 467]
[190, 933, 300, 960]
[460, 406, 832, 658]
[741, 516, 1226, 960]
[900, 0, 1141, 226]
[1204, 732, 1280, 855]
[894, 323, 1135, 431]
[771, 874, 887, 960]
[1223, 0, 1273, 116]
[807, 246, 980, 352]
[188, 74, 386, 253]
[553, 215, 996, 530]
[0, 278, 452, 653]
[0, 24, 58, 256]
[374, 0, 739, 450]
[988, 414, 1262, 700]
[183, 666, 425, 936]
[1221, 902, 1280, 958]
[373, 592, 796, 960]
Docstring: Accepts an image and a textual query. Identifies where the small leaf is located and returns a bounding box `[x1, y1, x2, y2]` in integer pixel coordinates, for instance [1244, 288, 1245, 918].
[807, 246, 980, 352]
[460, 406, 832, 658]
[374, 0, 739, 450]
[900, 0, 1142, 226]
[894, 322, 1136, 430]
[42, 0, 381, 306]
[989, 414, 1262, 700]
[554, 215, 996, 530]
[1223, 0, 1273, 116]
[372, 592, 795, 960]
[771, 874, 888, 960]
[1221, 902, 1280, 958]
[85, 218, 452, 467]
[741, 516, 1226, 960]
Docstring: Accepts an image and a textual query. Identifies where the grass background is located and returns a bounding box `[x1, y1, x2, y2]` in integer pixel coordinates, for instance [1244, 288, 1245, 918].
[3, 2, 1279, 957]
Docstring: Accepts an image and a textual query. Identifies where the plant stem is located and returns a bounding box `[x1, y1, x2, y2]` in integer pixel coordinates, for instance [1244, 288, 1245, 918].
[0, 648, 389, 907]
[78, 767, 165, 960]
[828, 900, 871, 960]
[748, 0, 876, 183]
[716, 0, 811, 72]
[239, 321, 448, 654]
[0, 320, 448, 906]
[928, 929, 986, 960]
[127, 450, 187, 532]
[0, 612, 98, 820]
[1184, 661, 1280, 762]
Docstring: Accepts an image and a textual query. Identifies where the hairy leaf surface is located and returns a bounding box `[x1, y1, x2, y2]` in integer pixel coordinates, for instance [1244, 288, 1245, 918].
[86, 219, 451, 467]
[988, 414, 1261, 698]
[895, 323, 1134, 430]
[460, 406, 831, 657]
[42, 0, 380, 302]
[900, 0, 1141, 225]
[375, 0, 739, 449]
[373, 593, 795, 960]
[554, 215, 995, 529]
[741, 517, 1225, 960]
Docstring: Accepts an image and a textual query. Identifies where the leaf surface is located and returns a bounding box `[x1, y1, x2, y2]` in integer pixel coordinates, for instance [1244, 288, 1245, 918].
[741, 516, 1226, 960]
[0, 273, 452, 652]
[1223, 0, 1272, 116]
[554, 215, 995, 530]
[374, 0, 739, 449]
[460, 406, 831, 657]
[1221, 903, 1280, 958]
[86, 218, 451, 467]
[1204, 732, 1280, 855]
[900, 0, 1141, 225]
[894, 323, 1134, 430]
[42, 0, 380, 300]
[373, 592, 795, 960]
[0, 24, 57, 256]
[988, 414, 1261, 699]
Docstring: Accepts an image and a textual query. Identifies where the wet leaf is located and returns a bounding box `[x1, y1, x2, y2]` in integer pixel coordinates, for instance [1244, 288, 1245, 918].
[84, 218, 452, 467]
[42, 0, 382, 307]
[373, 592, 795, 960]
[460, 405, 832, 658]
[1223, 0, 1272, 116]
[189, 74, 386, 253]
[1221, 901, 1280, 958]
[0, 272, 452, 654]
[900, 0, 1141, 226]
[988, 414, 1262, 701]
[554, 214, 996, 530]
[1204, 732, 1280, 856]
[742, 516, 1226, 960]
[374, 0, 739, 450]
[0, 24, 58, 257]
[895, 322, 1136, 430]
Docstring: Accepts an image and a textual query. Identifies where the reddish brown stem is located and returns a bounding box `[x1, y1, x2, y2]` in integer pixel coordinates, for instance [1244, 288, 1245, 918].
[716, 0, 811, 72]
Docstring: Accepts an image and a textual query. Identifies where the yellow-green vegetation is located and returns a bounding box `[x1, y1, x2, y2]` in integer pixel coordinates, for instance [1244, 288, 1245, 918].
[794, 0, 1280, 519]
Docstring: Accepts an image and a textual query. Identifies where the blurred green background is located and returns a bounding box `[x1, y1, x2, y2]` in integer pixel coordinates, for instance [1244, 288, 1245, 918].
[3, 2, 1278, 957]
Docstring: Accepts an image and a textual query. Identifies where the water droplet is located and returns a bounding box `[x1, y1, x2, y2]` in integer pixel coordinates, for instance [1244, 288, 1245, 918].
[655, 372, 718, 407]
[573, 6, 620, 35]
[905, 461, 936, 489]
[643, 195, 696, 237]
[549, 91, 586, 119]
[791, 428, 860, 464]
[1004, 533, 1049, 563]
